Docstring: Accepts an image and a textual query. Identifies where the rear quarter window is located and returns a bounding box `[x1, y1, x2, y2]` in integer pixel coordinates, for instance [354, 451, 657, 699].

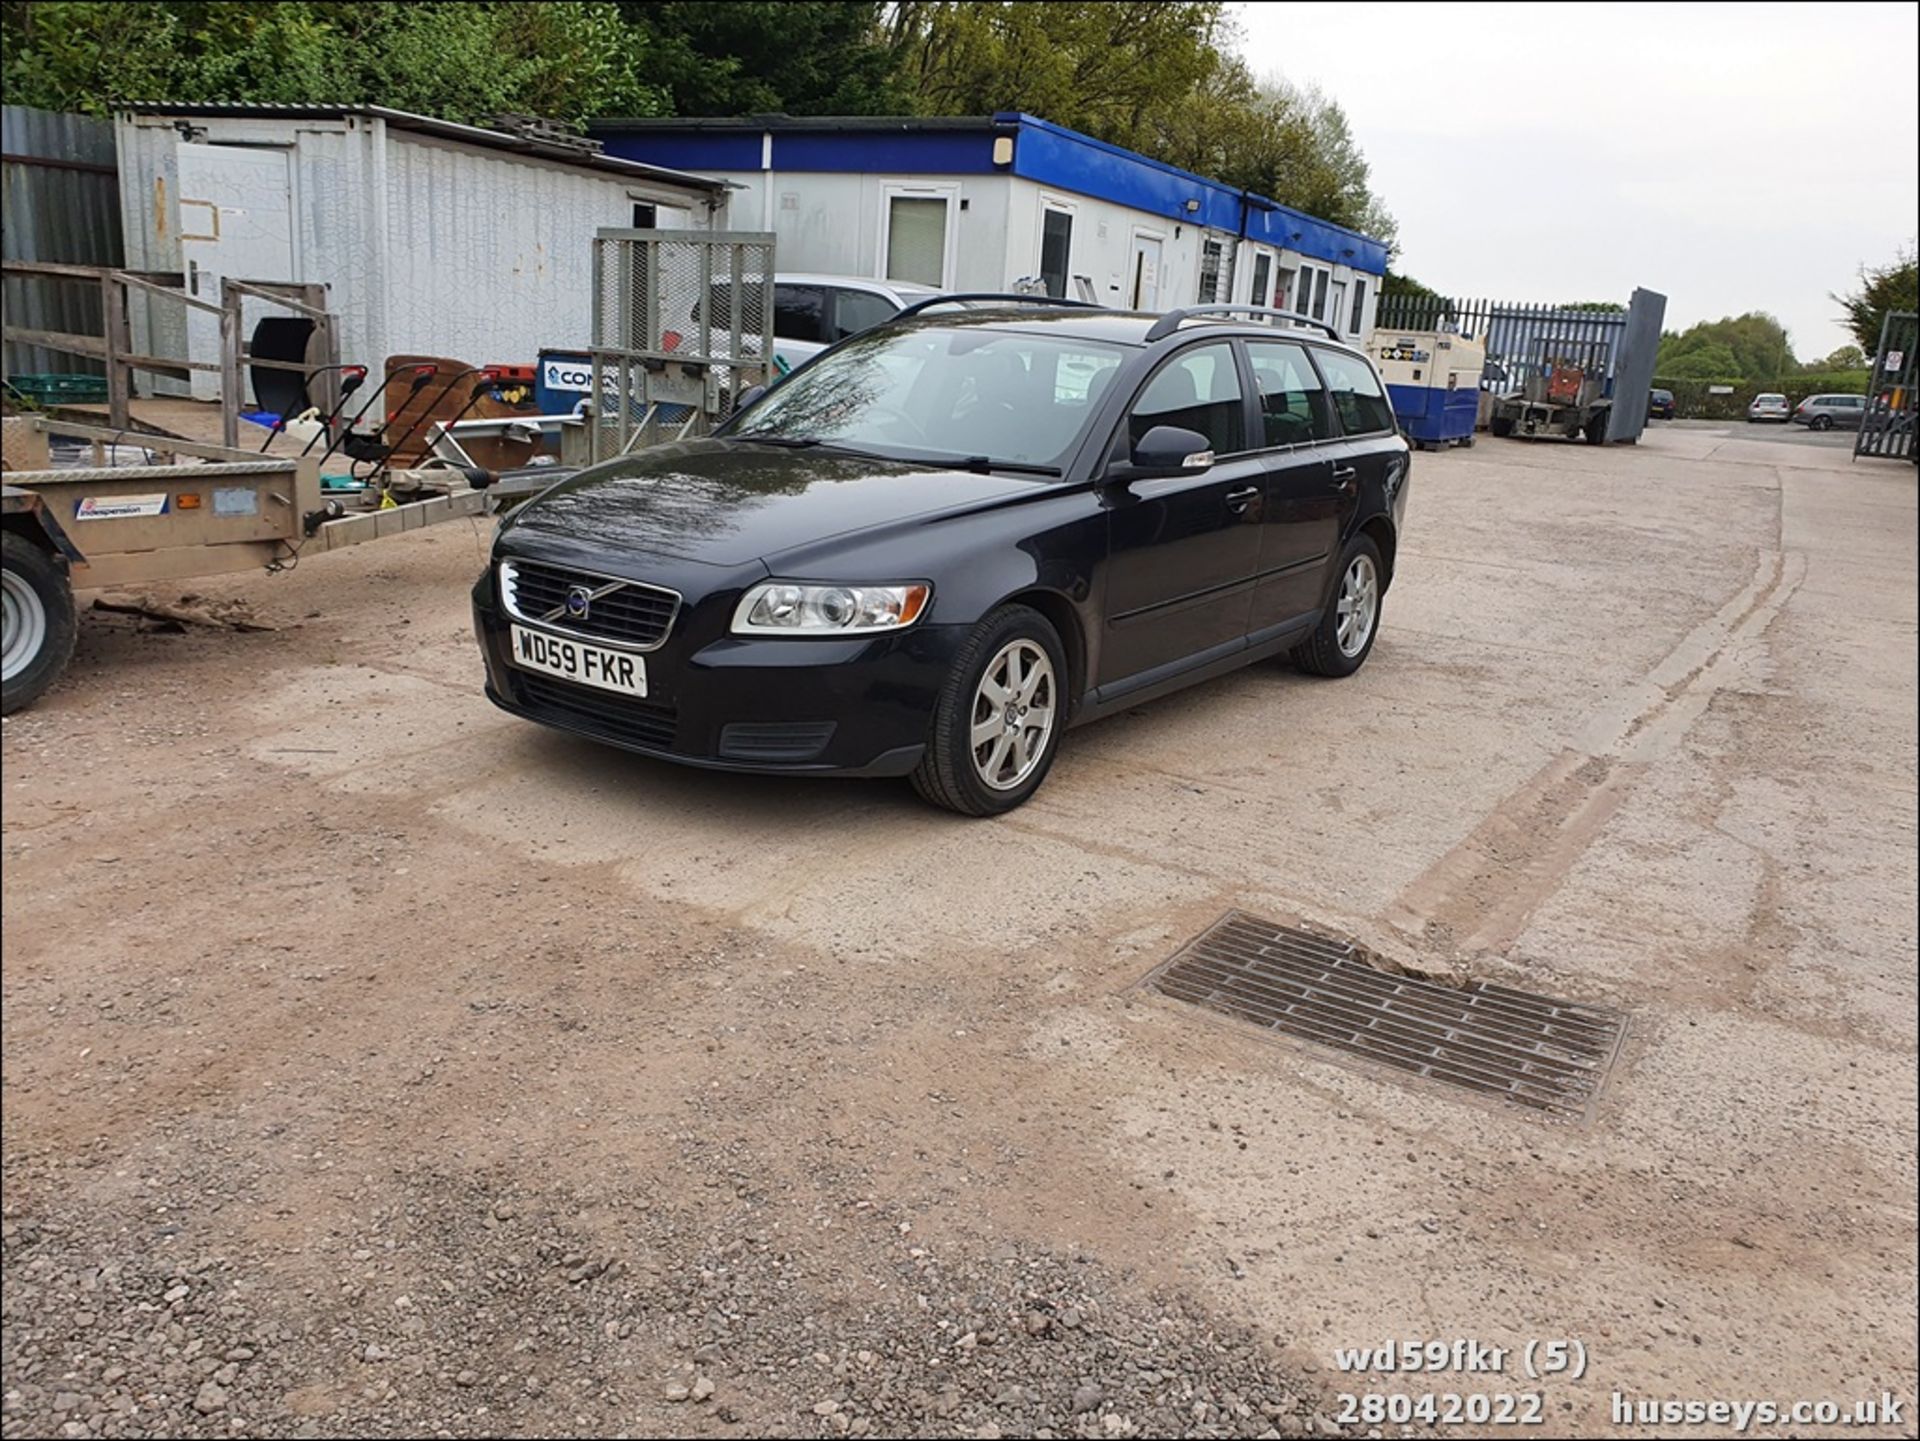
[1314, 348, 1397, 435]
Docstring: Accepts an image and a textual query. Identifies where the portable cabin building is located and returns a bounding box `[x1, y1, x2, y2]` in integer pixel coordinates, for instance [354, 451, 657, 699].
[590, 113, 1390, 344]
[113, 103, 732, 399]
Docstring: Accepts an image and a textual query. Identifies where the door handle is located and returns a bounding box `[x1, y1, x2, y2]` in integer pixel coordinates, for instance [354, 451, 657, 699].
[1331, 465, 1357, 489]
[1224, 485, 1260, 511]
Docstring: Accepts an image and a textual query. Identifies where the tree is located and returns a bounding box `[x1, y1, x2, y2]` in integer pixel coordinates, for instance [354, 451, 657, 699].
[1656, 313, 1796, 381]
[1833, 244, 1918, 355]
[620, 2, 904, 117]
[886, 1, 1228, 155]
[1813, 345, 1867, 371]
[0, 2, 665, 124]
[1381, 270, 1441, 300]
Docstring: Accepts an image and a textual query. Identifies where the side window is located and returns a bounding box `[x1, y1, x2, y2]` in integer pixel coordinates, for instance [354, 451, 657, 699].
[1246, 340, 1335, 445]
[1128, 342, 1246, 455]
[772, 284, 827, 344]
[1315, 348, 1397, 435]
[829, 288, 897, 342]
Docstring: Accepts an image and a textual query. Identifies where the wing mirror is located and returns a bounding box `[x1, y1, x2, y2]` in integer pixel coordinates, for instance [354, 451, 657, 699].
[730, 383, 769, 419]
[1112, 425, 1216, 480]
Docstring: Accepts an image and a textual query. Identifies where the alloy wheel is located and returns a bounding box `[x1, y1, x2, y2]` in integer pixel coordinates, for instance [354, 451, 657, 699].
[1335, 553, 1379, 658]
[970, 638, 1056, 791]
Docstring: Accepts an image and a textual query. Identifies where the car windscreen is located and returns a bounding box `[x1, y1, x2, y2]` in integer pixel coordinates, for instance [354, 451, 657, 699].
[726, 324, 1128, 469]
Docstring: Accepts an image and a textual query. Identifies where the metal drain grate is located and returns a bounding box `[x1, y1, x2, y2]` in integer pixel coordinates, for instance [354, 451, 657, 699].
[1146, 913, 1626, 1121]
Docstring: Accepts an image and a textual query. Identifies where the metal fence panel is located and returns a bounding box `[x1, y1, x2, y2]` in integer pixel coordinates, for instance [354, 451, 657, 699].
[1855, 310, 1916, 461]
[588, 229, 774, 461]
[1374, 294, 1632, 395]
[2, 106, 122, 378]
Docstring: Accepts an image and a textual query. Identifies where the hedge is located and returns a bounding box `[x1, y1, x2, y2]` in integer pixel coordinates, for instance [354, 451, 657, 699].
[1650, 371, 1871, 421]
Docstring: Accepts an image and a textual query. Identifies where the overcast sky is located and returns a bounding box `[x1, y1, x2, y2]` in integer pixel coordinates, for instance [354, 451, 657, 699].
[1232, 1, 1919, 357]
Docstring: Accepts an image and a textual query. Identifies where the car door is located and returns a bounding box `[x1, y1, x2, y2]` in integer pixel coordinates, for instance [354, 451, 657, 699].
[1243, 338, 1348, 637]
[1313, 342, 1407, 547]
[1099, 340, 1262, 686]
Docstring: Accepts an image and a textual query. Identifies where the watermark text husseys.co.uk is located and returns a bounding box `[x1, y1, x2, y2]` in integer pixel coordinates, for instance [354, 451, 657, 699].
[1612, 1392, 1905, 1432]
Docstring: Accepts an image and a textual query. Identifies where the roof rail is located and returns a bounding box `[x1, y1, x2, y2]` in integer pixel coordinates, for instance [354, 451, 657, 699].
[893, 292, 1101, 320]
[1144, 304, 1341, 343]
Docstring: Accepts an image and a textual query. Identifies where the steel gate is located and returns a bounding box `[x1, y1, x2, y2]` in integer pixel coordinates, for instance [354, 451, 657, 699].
[1855, 310, 1916, 462]
[587, 228, 775, 462]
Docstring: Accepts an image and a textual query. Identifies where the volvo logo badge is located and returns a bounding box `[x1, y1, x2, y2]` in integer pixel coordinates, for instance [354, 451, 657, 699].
[564, 584, 593, 621]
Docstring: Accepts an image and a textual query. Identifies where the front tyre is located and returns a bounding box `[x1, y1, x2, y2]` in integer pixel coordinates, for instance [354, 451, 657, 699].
[1292, 535, 1384, 679]
[2, 531, 78, 716]
[911, 604, 1066, 816]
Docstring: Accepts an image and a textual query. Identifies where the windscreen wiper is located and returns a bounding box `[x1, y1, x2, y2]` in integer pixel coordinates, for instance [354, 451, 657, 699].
[732, 434, 823, 448]
[947, 455, 1062, 477]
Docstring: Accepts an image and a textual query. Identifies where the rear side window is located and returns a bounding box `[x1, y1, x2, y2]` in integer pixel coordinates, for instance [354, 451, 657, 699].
[773, 284, 828, 344]
[1315, 348, 1397, 435]
[829, 288, 897, 342]
[1128, 342, 1246, 455]
[1246, 340, 1335, 446]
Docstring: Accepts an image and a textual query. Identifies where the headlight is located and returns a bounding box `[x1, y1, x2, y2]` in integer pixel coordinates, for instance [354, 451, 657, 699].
[731, 580, 930, 636]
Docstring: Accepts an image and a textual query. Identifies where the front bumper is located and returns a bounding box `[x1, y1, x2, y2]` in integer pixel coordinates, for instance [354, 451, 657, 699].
[473, 574, 962, 778]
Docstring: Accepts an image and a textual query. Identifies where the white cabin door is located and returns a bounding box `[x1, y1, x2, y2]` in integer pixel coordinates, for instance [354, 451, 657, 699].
[1128, 234, 1162, 310]
[176, 144, 295, 401]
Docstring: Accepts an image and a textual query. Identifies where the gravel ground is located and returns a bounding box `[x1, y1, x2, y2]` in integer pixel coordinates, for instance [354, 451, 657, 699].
[3, 1155, 1324, 1440]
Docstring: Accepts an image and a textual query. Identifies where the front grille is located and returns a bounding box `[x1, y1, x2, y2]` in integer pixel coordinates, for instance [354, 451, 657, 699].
[718, 720, 837, 762]
[500, 559, 679, 650]
[514, 672, 678, 752]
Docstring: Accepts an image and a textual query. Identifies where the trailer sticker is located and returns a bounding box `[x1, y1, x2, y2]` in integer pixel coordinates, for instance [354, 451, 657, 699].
[212, 487, 260, 517]
[74, 493, 169, 520]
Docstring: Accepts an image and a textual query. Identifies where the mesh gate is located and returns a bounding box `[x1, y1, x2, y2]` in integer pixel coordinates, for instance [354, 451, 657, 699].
[588, 229, 775, 462]
[1855, 310, 1916, 462]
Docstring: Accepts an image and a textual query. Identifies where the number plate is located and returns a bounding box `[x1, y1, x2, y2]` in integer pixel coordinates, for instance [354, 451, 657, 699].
[508, 624, 647, 697]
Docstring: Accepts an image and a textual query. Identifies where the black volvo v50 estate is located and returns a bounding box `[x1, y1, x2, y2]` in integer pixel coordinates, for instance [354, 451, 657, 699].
[473, 301, 1411, 815]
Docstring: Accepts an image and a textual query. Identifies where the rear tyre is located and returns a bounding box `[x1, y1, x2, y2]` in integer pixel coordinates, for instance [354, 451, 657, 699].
[1583, 409, 1610, 445]
[911, 604, 1067, 817]
[1811, 414, 1833, 432]
[1291, 535, 1384, 679]
[1, 531, 78, 716]
[1489, 414, 1515, 438]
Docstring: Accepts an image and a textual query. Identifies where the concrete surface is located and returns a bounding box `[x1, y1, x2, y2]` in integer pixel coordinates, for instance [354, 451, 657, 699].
[3, 421, 1914, 1437]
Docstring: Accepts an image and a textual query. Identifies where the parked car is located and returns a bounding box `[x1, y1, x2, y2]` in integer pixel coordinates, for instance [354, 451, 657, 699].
[1747, 393, 1790, 423]
[1791, 393, 1867, 431]
[758, 274, 942, 376]
[472, 303, 1412, 815]
[1648, 388, 1675, 420]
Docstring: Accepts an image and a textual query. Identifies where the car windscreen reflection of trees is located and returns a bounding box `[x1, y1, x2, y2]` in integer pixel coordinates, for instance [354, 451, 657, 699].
[733, 327, 1125, 468]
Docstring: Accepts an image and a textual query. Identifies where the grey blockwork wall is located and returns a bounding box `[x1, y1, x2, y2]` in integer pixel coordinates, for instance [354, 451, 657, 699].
[1606, 288, 1667, 443]
[2, 105, 123, 377]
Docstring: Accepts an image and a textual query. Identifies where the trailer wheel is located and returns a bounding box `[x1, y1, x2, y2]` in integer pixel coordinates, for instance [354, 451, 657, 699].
[2, 530, 78, 716]
[1490, 414, 1515, 438]
[1583, 409, 1611, 445]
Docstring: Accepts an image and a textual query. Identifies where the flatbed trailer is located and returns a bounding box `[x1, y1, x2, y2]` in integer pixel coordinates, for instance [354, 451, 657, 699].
[2, 418, 491, 714]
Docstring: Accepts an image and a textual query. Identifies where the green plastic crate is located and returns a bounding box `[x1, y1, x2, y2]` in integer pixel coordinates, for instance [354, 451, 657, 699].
[4, 373, 111, 405]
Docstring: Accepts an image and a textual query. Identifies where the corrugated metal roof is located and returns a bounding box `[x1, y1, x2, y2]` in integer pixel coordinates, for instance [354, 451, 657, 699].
[117, 103, 732, 193]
